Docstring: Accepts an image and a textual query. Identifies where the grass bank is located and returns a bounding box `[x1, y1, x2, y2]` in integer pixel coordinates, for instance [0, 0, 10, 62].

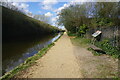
[70, 36, 91, 48]
[1, 32, 64, 80]
[2, 6, 60, 41]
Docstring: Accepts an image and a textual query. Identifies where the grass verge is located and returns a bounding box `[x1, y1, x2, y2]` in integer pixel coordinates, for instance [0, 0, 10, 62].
[70, 34, 120, 59]
[70, 37, 91, 47]
[67, 32, 76, 36]
[0, 33, 64, 80]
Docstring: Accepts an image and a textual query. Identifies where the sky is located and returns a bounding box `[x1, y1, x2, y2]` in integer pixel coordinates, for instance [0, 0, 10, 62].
[5, 0, 119, 29]
[10, 1, 74, 29]
[26, 2, 68, 28]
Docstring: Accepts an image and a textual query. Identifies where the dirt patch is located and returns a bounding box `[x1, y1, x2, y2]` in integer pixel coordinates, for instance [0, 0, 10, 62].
[69, 36, 76, 38]
[71, 38, 118, 78]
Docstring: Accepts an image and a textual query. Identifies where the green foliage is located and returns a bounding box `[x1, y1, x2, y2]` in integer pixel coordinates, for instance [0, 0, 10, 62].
[95, 40, 120, 58]
[67, 31, 76, 36]
[77, 24, 88, 37]
[58, 3, 89, 33]
[91, 18, 114, 29]
[58, 2, 119, 36]
[87, 48, 102, 56]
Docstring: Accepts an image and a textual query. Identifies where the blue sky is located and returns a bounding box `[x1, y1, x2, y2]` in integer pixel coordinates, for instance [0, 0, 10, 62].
[11, 1, 70, 29]
[25, 1, 70, 29]
[26, 2, 67, 15]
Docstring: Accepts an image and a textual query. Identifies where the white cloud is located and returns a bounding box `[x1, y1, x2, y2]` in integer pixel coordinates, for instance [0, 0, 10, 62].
[70, 0, 87, 3]
[42, 0, 58, 5]
[1, 0, 119, 2]
[1, 0, 39, 2]
[19, 3, 29, 9]
[12, 2, 29, 10]
[11, 2, 31, 16]
[51, 17, 57, 22]
[54, 1, 85, 13]
[58, 3, 69, 11]
[11, 2, 19, 7]
[54, 3, 70, 14]
[41, 0, 58, 10]
[51, 15, 60, 26]
[45, 12, 53, 17]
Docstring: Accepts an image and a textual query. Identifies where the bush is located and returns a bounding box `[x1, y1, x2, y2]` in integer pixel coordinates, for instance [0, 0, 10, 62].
[67, 31, 76, 36]
[77, 24, 88, 37]
[95, 39, 120, 58]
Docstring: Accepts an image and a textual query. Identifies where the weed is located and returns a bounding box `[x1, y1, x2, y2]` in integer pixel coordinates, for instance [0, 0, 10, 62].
[95, 40, 120, 58]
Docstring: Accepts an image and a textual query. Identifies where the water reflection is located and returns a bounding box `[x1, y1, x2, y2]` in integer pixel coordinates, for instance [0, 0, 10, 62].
[2, 33, 61, 75]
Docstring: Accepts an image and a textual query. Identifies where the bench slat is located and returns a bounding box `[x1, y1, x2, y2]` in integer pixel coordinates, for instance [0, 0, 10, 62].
[90, 45, 102, 51]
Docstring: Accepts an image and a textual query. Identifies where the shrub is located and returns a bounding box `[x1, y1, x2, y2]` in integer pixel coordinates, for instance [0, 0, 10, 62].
[95, 39, 120, 58]
[77, 24, 88, 37]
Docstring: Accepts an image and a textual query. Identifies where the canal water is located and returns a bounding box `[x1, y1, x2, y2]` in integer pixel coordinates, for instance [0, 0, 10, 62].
[2, 33, 61, 75]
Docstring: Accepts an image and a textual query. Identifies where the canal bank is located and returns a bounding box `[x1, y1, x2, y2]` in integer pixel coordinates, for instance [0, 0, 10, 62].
[1, 32, 64, 80]
[14, 32, 83, 78]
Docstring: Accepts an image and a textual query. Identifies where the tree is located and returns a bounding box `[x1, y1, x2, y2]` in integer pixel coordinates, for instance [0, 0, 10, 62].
[58, 3, 91, 33]
[57, 2, 120, 35]
[33, 14, 50, 24]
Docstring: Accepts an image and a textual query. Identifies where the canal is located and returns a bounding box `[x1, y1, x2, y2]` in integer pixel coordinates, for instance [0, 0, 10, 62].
[2, 33, 61, 75]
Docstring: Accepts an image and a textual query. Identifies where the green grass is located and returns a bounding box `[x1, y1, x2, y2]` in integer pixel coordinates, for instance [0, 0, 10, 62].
[1, 33, 63, 80]
[70, 36, 91, 47]
[72, 37, 120, 59]
[69, 33, 120, 59]
[87, 48, 103, 56]
[71, 36, 102, 56]
[67, 32, 76, 36]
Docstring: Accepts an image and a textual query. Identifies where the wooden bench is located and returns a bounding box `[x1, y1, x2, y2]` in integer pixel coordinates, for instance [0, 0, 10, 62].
[90, 45, 102, 51]
[89, 45, 106, 54]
